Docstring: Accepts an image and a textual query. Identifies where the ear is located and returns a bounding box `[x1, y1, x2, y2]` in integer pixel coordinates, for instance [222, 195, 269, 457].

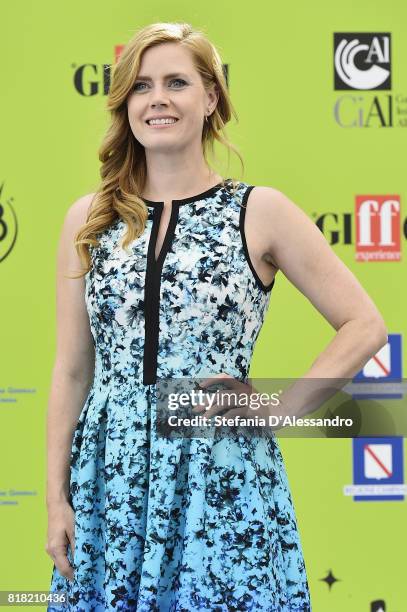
[206, 83, 219, 114]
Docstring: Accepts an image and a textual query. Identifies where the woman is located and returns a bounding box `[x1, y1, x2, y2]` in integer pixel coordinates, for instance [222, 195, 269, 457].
[45, 22, 387, 611]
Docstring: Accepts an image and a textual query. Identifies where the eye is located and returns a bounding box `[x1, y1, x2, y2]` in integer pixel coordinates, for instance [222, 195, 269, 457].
[133, 82, 147, 91]
[171, 78, 187, 87]
[133, 78, 187, 92]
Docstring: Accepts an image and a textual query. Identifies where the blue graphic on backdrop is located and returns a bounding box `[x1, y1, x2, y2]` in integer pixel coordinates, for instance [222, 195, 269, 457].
[353, 437, 404, 501]
[353, 333, 402, 399]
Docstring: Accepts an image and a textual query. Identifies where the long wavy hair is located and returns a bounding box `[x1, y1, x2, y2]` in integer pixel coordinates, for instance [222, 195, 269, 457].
[71, 22, 244, 279]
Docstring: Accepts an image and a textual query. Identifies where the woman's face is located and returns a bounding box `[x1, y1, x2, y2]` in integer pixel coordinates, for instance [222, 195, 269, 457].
[127, 42, 218, 153]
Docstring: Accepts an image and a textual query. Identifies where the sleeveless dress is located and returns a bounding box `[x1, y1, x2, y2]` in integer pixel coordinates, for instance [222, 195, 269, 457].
[47, 179, 311, 611]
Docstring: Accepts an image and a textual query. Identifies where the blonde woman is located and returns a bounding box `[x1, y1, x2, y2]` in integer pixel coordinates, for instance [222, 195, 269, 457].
[45, 22, 387, 611]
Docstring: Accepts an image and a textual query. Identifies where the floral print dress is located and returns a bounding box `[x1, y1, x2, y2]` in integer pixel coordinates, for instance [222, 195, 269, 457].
[47, 179, 312, 611]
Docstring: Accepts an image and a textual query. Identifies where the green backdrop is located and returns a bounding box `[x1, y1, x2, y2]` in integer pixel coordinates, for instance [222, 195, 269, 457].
[1, 1, 406, 610]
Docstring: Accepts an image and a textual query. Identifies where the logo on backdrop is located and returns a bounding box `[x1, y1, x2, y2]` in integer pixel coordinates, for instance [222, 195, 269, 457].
[313, 196, 404, 261]
[343, 335, 405, 501]
[334, 33, 391, 90]
[332, 33, 407, 127]
[353, 334, 402, 398]
[344, 437, 405, 502]
[355, 196, 401, 261]
[0, 182, 18, 263]
[71, 45, 134, 96]
[72, 45, 229, 96]
[349, 333, 404, 419]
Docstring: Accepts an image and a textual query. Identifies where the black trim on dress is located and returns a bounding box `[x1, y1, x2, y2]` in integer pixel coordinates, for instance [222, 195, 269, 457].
[141, 179, 231, 206]
[143, 203, 180, 385]
[142, 179, 232, 385]
[239, 185, 276, 294]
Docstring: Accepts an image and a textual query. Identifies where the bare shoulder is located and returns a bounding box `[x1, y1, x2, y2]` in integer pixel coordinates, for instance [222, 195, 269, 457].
[249, 185, 327, 250]
[248, 185, 307, 223]
[244, 185, 309, 266]
[64, 192, 97, 227]
[57, 192, 98, 277]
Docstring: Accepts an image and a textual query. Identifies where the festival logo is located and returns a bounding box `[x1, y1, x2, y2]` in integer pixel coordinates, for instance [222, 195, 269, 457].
[356, 196, 401, 262]
[313, 197, 404, 261]
[334, 33, 391, 90]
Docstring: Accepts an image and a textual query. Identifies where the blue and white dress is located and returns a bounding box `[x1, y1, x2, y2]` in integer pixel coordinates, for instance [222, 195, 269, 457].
[48, 179, 312, 611]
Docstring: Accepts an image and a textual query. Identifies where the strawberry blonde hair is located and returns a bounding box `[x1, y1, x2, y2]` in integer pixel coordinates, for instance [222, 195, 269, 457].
[71, 21, 244, 278]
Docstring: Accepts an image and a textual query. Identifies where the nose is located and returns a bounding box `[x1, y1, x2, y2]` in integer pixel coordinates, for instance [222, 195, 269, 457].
[151, 101, 169, 111]
[149, 84, 170, 108]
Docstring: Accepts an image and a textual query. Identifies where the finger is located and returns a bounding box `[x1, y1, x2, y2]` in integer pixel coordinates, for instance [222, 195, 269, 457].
[206, 401, 238, 419]
[191, 389, 222, 413]
[54, 550, 74, 581]
[204, 404, 220, 419]
[191, 397, 208, 413]
[206, 388, 237, 416]
[193, 374, 248, 414]
[192, 388, 232, 415]
[198, 373, 234, 388]
[67, 528, 75, 558]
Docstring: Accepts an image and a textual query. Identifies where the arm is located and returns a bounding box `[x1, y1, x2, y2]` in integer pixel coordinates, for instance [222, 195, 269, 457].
[45, 192, 96, 580]
[46, 192, 96, 506]
[254, 187, 388, 418]
[258, 187, 387, 375]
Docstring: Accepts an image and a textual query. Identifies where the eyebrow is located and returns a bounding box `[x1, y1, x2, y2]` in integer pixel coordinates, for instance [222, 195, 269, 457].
[135, 72, 189, 81]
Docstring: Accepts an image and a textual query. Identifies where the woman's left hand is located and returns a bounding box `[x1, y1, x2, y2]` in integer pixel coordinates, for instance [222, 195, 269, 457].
[191, 373, 284, 428]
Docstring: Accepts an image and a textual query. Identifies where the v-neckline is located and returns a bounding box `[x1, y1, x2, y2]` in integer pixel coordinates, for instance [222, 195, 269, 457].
[142, 178, 231, 265]
[142, 178, 232, 384]
[153, 202, 172, 264]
